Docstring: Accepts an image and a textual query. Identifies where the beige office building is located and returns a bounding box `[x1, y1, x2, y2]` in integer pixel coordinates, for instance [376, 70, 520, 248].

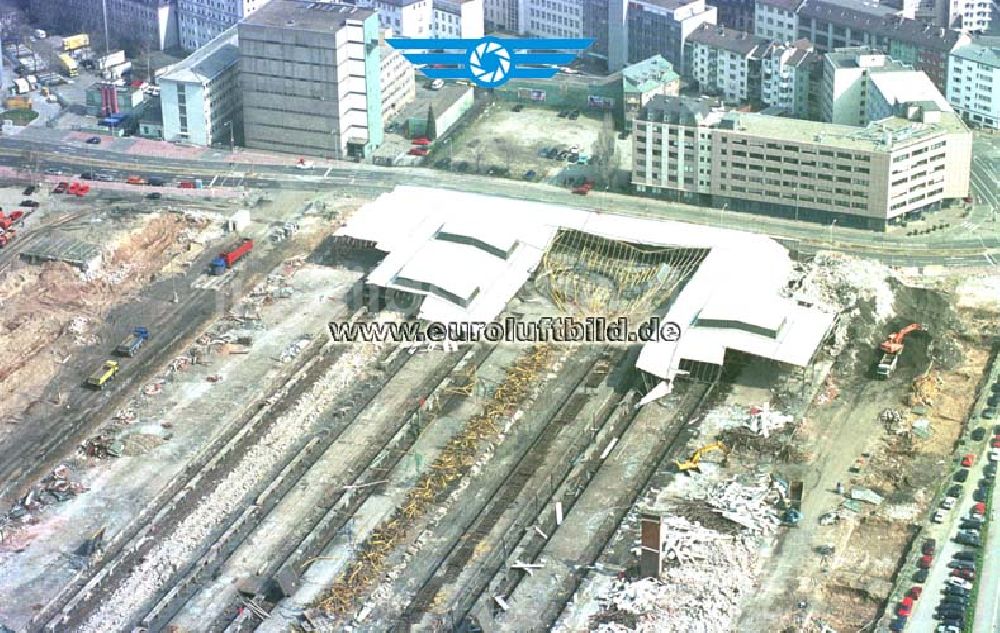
[632, 95, 971, 230]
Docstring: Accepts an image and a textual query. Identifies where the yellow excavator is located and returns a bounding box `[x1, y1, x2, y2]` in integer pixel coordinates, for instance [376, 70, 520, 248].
[674, 441, 728, 473]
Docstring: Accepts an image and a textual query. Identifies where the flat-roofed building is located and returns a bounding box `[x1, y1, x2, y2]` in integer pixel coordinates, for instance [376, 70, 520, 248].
[685, 24, 768, 104]
[622, 0, 717, 73]
[632, 95, 971, 229]
[948, 38, 1000, 129]
[239, 0, 383, 159]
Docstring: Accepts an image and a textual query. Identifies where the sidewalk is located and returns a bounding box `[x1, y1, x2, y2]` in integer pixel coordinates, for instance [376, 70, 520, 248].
[973, 446, 1000, 633]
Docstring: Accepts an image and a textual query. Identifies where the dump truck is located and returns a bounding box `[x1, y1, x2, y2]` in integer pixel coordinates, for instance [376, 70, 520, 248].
[58, 53, 79, 78]
[87, 360, 120, 389]
[210, 238, 253, 275]
[63, 34, 90, 51]
[781, 480, 804, 525]
[877, 352, 899, 379]
[115, 327, 149, 357]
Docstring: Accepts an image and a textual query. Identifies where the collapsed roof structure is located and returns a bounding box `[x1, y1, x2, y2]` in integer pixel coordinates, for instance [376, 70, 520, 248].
[336, 187, 836, 381]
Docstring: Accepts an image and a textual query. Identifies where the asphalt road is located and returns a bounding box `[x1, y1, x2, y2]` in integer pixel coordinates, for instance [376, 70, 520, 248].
[2, 136, 1000, 266]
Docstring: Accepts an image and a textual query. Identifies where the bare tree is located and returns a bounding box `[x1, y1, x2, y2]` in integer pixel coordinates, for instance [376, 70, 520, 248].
[469, 139, 486, 173]
[592, 112, 619, 188]
[497, 138, 515, 172]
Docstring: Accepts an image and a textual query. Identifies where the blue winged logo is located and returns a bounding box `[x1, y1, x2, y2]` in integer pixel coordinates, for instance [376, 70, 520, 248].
[387, 36, 593, 88]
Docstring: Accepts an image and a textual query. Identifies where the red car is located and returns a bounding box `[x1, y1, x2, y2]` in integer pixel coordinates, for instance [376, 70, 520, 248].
[53, 181, 69, 194]
[908, 586, 922, 599]
[408, 147, 429, 156]
[952, 568, 975, 580]
[973, 501, 987, 515]
[896, 604, 911, 618]
[411, 137, 431, 146]
[572, 181, 594, 195]
[992, 438, 1000, 448]
[918, 554, 933, 569]
[962, 453, 976, 467]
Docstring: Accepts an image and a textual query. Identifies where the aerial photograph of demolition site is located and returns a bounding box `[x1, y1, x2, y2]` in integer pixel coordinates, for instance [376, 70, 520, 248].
[1, 0, 1000, 632]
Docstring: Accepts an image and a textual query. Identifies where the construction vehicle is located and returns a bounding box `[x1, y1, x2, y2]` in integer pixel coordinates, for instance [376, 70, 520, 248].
[115, 326, 149, 357]
[780, 480, 805, 525]
[210, 238, 253, 275]
[880, 323, 923, 354]
[876, 323, 923, 379]
[58, 53, 79, 78]
[87, 360, 120, 389]
[674, 441, 728, 473]
[62, 34, 90, 51]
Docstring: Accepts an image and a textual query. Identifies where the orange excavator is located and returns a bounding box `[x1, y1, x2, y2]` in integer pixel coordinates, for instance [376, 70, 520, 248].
[876, 323, 923, 379]
[880, 323, 923, 354]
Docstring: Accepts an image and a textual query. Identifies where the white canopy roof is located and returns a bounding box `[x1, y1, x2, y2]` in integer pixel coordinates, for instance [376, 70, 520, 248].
[337, 187, 835, 377]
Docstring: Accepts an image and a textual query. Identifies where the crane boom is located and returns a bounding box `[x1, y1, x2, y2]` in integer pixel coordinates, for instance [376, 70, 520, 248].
[879, 323, 923, 354]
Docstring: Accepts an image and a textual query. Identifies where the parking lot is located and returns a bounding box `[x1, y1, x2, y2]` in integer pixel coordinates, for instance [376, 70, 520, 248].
[433, 103, 608, 184]
[891, 361, 1000, 633]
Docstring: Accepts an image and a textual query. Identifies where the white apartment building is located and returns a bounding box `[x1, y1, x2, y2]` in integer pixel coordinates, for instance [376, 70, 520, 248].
[523, 0, 584, 38]
[380, 34, 416, 120]
[946, 0, 990, 32]
[177, 0, 271, 51]
[760, 38, 816, 117]
[364, 0, 433, 36]
[633, 95, 972, 229]
[160, 26, 241, 145]
[821, 48, 950, 126]
[431, 0, 484, 37]
[753, 0, 801, 43]
[948, 39, 1000, 129]
[686, 24, 768, 104]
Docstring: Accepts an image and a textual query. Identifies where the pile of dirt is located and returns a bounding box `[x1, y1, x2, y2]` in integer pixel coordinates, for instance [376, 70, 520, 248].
[0, 212, 194, 426]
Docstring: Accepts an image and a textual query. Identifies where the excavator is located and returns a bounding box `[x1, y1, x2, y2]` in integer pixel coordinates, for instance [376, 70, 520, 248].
[674, 441, 728, 473]
[876, 323, 923, 379]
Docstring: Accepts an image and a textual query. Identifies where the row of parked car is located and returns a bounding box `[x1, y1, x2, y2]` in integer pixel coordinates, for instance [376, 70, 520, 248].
[891, 414, 999, 633]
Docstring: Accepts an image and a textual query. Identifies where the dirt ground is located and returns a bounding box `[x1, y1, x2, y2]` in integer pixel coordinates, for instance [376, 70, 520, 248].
[440, 105, 607, 181]
[0, 210, 218, 426]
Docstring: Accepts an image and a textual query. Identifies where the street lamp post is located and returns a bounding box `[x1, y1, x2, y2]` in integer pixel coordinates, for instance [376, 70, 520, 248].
[223, 121, 234, 153]
[719, 202, 727, 225]
[829, 218, 837, 248]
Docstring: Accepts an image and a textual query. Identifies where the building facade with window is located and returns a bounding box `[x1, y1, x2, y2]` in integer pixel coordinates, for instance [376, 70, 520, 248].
[431, 0, 484, 37]
[159, 26, 241, 145]
[753, 0, 801, 43]
[947, 39, 1000, 129]
[623, 0, 717, 73]
[177, 0, 271, 51]
[239, 1, 383, 159]
[759, 38, 818, 118]
[685, 24, 768, 104]
[632, 95, 971, 229]
[28, 0, 178, 50]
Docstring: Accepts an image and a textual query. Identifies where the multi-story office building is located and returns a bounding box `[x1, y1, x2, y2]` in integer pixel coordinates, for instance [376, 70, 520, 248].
[948, 38, 1000, 129]
[821, 47, 950, 126]
[380, 33, 416, 120]
[753, 0, 801, 43]
[712, 0, 755, 32]
[685, 24, 768, 104]
[28, 0, 178, 50]
[623, 0, 717, 73]
[523, 0, 584, 38]
[795, 0, 969, 91]
[431, 0, 484, 37]
[239, 0, 383, 159]
[159, 26, 241, 145]
[364, 0, 433, 36]
[945, 0, 991, 32]
[483, 0, 519, 32]
[759, 38, 818, 118]
[632, 95, 971, 229]
[177, 0, 270, 51]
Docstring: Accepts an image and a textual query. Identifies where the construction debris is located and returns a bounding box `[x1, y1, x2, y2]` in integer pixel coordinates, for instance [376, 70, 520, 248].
[80, 434, 124, 459]
[746, 404, 793, 439]
[849, 487, 884, 506]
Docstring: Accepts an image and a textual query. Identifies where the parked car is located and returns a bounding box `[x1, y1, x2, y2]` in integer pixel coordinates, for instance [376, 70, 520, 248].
[913, 568, 930, 582]
[944, 585, 970, 596]
[95, 172, 114, 182]
[557, 110, 569, 117]
[919, 554, 934, 569]
[512, 104, 524, 112]
[53, 182, 68, 194]
[960, 519, 983, 530]
[961, 453, 976, 467]
[948, 560, 976, 569]
[523, 169, 536, 181]
[909, 586, 923, 599]
[20, 200, 39, 207]
[950, 569, 974, 581]
[890, 617, 906, 632]
[972, 427, 986, 440]
[955, 469, 970, 482]
[948, 485, 962, 497]
[44, 167, 64, 175]
[922, 539, 937, 555]
[85, 136, 101, 144]
[22, 185, 35, 195]
[956, 535, 981, 547]
[408, 147, 429, 156]
[933, 509, 947, 523]
[80, 171, 96, 180]
[941, 497, 957, 510]
[146, 192, 161, 200]
[953, 550, 976, 561]
[568, 110, 580, 120]
[941, 595, 968, 606]
[973, 488, 988, 502]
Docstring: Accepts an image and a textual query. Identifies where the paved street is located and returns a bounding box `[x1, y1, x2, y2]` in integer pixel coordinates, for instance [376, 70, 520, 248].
[905, 361, 999, 633]
[0, 128, 1000, 266]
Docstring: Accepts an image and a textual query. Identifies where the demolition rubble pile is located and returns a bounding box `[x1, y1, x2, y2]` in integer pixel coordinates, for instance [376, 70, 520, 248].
[789, 253, 896, 322]
[76, 341, 385, 633]
[4, 465, 87, 522]
[593, 477, 780, 633]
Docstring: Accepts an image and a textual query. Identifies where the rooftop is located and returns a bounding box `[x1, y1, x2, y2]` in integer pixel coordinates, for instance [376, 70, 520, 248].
[825, 47, 911, 70]
[718, 109, 968, 151]
[622, 55, 680, 94]
[763, 38, 815, 66]
[242, 0, 374, 30]
[869, 71, 951, 112]
[799, 0, 968, 51]
[642, 95, 725, 126]
[952, 39, 1000, 67]
[399, 82, 473, 122]
[687, 24, 769, 56]
[159, 26, 238, 84]
[757, 0, 805, 10]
